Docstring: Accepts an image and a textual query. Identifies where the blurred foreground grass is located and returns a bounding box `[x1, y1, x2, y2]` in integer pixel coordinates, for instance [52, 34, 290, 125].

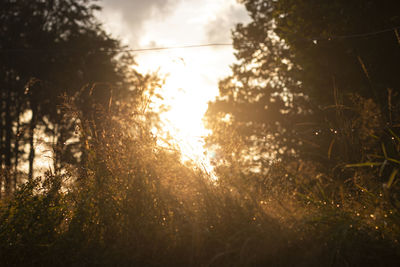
[0, 99, 399, 267]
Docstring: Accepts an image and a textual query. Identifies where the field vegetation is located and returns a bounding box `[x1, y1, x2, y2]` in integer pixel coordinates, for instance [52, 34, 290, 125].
[1, 0, 399, 266]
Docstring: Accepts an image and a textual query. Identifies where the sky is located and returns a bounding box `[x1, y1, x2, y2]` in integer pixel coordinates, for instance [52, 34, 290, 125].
[96, 0, 250, 169]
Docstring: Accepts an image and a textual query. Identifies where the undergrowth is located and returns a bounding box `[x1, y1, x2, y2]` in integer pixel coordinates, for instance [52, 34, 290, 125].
[0, 95, 399, 266]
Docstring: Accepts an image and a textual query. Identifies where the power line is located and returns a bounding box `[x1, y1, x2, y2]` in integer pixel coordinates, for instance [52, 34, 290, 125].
[311, 26, 400, 41]
[123, 43, 233, 52]
[0, 43, 234, 53]
[0, 25, 399, 53]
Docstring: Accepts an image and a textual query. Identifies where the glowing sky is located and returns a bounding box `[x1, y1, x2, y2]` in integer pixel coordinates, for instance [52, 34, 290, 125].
[97, 0, 250, 167]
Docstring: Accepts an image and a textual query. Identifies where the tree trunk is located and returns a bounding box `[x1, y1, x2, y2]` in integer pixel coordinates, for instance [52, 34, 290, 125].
[13, 105, 21, 191]
[0, 90, 4, 199]
[28, 106, 37, 181]
[4, 90, 13, 195]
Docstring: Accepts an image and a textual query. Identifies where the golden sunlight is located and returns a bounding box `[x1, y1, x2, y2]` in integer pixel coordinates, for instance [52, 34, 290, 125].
[96, 0, 249, 179]
[135, 49, 219, 178]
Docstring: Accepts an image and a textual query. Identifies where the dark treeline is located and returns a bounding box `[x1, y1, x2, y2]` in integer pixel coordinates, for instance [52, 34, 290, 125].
[1, 0, 400, 266]
[0, 0, 158, 196]
[204, 0, 400, 264]
[206, 0, 400, 172]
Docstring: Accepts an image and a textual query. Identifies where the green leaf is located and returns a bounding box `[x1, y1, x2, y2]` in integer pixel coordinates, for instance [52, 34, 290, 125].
[345, 162, 382, 168]
[381, 143, 388, 159]
[387, 157, 400, 165]
[387, 168, 398, 189]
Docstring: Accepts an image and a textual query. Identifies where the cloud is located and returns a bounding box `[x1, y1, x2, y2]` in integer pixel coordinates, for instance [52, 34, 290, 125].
[205, 4, 249, 43]
[99, 0, 180, 45]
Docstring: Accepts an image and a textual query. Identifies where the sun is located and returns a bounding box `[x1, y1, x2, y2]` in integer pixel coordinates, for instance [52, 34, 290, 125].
[135, 50, 217, 178]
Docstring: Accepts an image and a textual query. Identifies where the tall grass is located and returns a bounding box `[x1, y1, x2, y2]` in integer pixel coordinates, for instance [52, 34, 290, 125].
[0, 94, 399, 266]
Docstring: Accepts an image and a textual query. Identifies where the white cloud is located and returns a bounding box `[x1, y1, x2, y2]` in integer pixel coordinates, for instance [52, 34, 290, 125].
[98, 0, 181, 45]
[205, 3, 250, 43]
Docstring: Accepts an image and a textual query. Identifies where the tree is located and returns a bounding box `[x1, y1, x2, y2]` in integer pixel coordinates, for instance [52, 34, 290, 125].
[0, 0, 147, 196]
[206, 0, 400, 175]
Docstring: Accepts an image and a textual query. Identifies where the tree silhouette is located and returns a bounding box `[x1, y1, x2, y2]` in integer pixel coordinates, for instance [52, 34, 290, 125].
[0, 0, 147, 196]
[206, 0, 400, 174]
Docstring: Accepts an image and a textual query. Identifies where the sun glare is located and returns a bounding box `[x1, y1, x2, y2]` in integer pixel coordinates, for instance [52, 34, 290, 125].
[93, 0, 250, 181]
[135, 50, 218, 178]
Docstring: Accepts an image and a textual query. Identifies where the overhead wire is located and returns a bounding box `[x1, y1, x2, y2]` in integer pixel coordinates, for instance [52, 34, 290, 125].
[0, 25, 399, 53]
[310, 26, 400, 41]
[0, 43, 233, 53]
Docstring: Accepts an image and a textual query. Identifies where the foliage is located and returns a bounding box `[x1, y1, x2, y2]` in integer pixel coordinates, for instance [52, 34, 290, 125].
[1, 1, 400, 266]
[0, 92, 399, 266]
[205, 0, 400, 172]
[0, 0, 145, 195]
[203, 0, 400, 265]
[0, 174, 66, 266]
